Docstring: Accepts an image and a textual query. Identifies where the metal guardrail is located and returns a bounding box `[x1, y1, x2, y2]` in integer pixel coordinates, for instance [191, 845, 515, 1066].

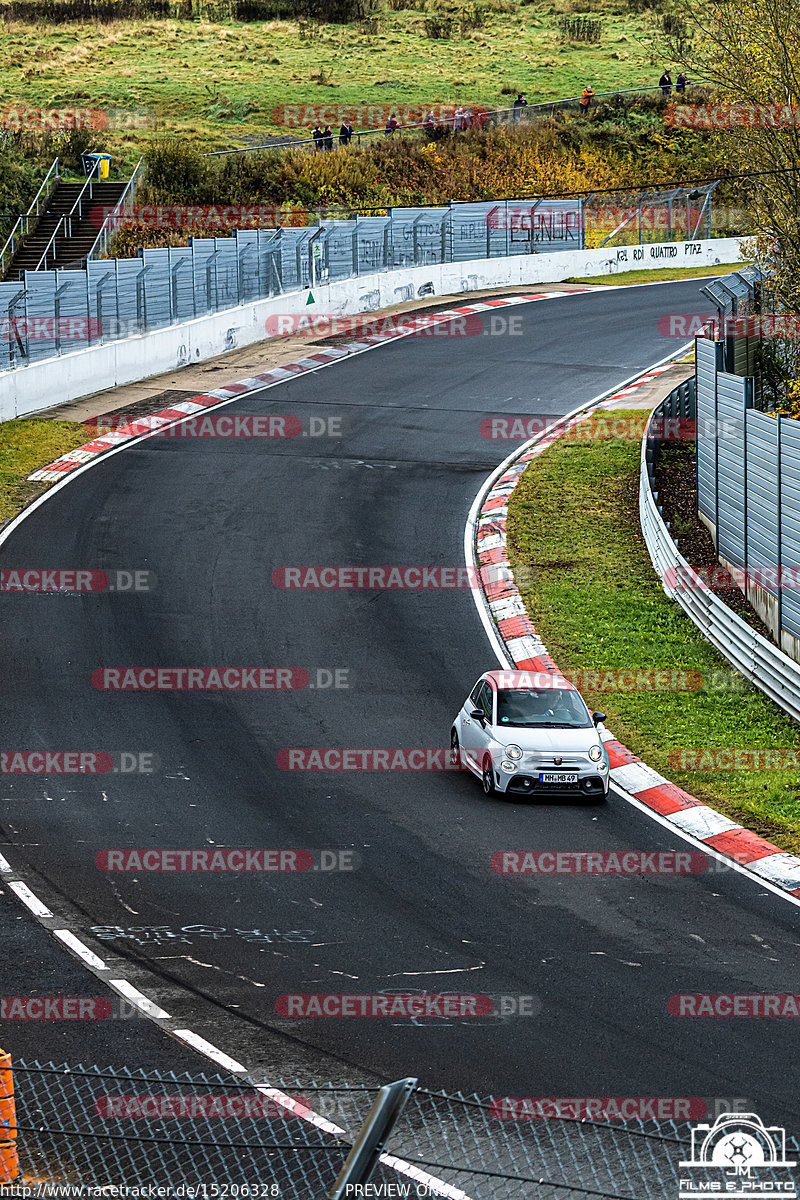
[640, 380, 800, 724]
[208, 83, 710, 157]
[0, 157, 60, 278]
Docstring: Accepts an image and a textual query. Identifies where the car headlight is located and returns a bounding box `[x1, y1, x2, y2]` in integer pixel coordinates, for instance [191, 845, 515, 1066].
[588, 745, 603, 762]
[505, 744, 523, 760]
[500, 760, 516, 773]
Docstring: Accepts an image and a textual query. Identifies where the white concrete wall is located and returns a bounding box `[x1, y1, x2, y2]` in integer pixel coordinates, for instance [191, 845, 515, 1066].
[0, 236, 743, 421]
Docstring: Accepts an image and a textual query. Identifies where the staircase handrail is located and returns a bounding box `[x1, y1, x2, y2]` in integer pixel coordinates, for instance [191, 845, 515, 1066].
[33, 214, 68, 273]
[86, 157, 144, 262]
[0, 157, 60, 277]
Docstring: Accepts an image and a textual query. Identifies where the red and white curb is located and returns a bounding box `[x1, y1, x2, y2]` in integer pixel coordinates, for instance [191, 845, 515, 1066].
[28, 290, 591, 484]
[467, 351, 800, 906]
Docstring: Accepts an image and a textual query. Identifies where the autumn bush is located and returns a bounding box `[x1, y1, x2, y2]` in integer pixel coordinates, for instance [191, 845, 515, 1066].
[110, 103, 729, 255]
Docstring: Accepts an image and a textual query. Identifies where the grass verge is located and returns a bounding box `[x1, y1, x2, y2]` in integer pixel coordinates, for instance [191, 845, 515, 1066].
[506, 407, 800, 855]
[568, 262, 749, 287]
[0, 419, 87, 523]
[0, 3, 662, 152]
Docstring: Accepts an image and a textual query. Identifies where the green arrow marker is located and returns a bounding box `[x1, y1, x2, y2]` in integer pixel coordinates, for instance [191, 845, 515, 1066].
[306, 291, 315, 305]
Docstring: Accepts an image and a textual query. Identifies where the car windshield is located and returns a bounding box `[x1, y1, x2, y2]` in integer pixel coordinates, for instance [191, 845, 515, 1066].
[496, 688, 591, 728]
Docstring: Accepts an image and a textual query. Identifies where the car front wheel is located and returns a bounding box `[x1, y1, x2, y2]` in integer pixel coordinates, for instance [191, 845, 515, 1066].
[450, 730, 461, 768]
[482, 756, 495, 796]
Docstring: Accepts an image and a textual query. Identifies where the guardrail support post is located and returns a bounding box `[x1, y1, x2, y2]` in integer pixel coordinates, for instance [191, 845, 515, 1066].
[329, 1078, 417, 1199]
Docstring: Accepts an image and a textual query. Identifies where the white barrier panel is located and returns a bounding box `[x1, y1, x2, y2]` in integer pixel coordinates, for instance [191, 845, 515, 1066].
[0, 237, 744, 422]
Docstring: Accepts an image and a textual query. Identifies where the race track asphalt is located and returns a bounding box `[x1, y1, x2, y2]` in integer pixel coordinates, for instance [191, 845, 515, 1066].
[2, 280, 796, 1127]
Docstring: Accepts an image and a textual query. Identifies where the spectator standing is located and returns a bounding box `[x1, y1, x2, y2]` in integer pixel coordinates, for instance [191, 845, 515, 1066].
[465, 107, 474, 128]
[676, 71, 689, 94]
[323, 124, 333, 150]
[659, 70, 672, 96]
[385, 112, 399, 137]
[423, 109, 437, 135]
[312, 124, 323, 151]
[513, 93, 527, 124]
[578, 86, 595, 115]
[339, 120, 353, 146]
[453, 106, 465, 131]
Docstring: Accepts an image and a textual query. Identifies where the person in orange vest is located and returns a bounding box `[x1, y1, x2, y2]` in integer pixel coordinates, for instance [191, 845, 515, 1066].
[579, 86, 595, 115]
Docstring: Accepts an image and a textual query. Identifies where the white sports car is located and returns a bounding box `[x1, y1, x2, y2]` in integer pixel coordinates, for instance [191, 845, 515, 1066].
[451, 670, 609, 800]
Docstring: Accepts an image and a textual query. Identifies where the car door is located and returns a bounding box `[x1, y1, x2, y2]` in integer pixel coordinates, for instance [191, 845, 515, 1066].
[458, 680, 484, 772]
[461, 681, 494, 773]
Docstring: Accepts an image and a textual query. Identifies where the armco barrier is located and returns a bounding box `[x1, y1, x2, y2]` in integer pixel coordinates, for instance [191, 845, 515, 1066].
[640, 382, 800, 724]
[0, 236, 743, 422]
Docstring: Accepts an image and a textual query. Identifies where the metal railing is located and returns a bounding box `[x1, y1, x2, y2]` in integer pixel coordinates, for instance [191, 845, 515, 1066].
[87, 156, 144, 262]
[208, 83, 709, 157]
[0, 157, 60, 277]
[33, 213, 69, 272]
[640, 379, 800, 724]
[32, 174, 99, 272]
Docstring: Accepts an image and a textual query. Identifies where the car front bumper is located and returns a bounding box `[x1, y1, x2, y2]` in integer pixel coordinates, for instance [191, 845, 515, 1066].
[495, 769, 609, 798]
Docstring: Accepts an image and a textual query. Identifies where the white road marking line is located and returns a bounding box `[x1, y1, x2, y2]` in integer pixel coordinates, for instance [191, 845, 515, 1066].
[171, 1030, 248, 1073]
[8, 880, 53, 917]
[615, 786, 800, 911]
[109, 979, 171, 1018]
[53, 928, 109, 970]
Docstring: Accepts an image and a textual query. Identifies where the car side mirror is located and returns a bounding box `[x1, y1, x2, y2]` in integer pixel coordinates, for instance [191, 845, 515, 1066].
[470, 708, 486, 723]
[592, 712, 606, 726]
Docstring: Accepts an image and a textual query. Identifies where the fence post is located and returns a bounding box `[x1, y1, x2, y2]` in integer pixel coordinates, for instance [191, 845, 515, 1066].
[136, 262, 153, 332]
[86, 266, 93, 346]
[115, 257, 121, 339]
[329, 1078, 417, 1199]
[7, 292, 24, 368]
[54, 280, 64, 356]
[743, 375, 752, 588]
[778, 414, 783, 637]
[96, 282, 104, 342]
[0, 1049, 19, 1183]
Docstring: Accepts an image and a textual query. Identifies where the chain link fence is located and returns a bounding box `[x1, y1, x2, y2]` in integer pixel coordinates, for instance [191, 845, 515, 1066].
[7, 1061, 798, 1199]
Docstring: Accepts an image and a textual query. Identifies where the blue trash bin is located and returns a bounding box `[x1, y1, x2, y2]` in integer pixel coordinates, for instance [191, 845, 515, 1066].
[82, 152, 110, 178]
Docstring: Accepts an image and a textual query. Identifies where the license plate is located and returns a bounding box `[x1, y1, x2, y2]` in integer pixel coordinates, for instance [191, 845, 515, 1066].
[539, 772, 579, 784]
